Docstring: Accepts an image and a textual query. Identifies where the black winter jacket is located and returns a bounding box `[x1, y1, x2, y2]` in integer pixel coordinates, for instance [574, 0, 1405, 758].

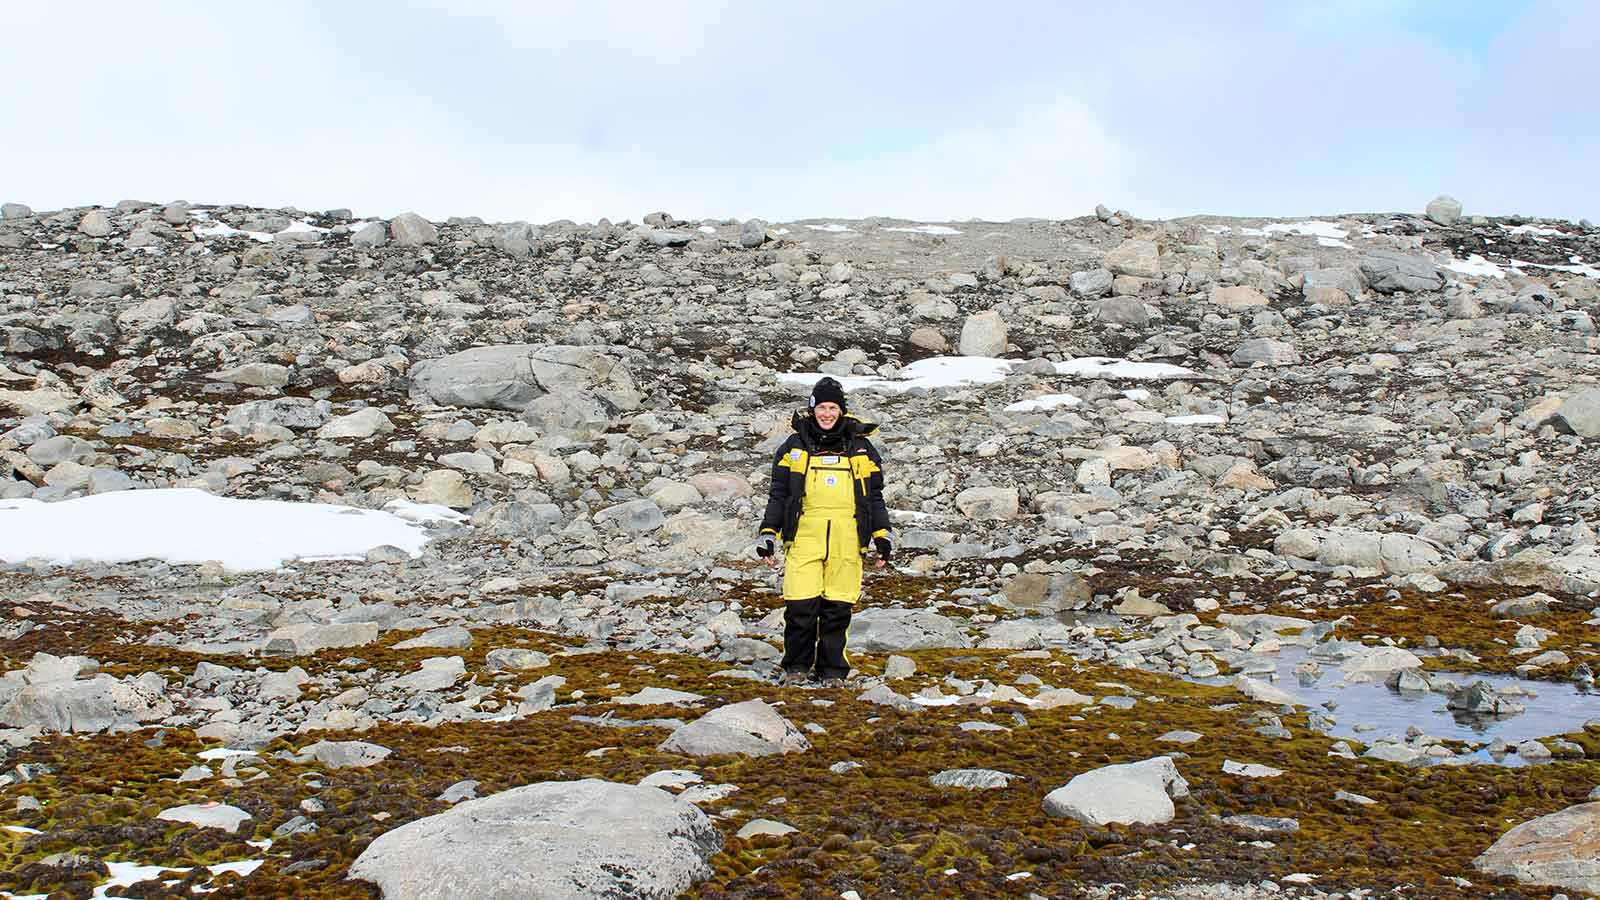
[759, 411, 891, 552]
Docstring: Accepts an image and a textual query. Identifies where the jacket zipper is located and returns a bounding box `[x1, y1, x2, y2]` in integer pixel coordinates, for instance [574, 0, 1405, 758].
[823, 520, 831, 564]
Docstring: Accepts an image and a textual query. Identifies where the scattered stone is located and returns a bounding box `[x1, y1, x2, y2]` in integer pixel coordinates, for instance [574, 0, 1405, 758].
[658, 699, 811, 758]
[1043, 757, 1190, 826]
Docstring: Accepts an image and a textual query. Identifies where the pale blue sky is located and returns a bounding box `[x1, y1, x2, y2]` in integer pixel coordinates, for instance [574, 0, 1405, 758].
[3, 0, 1593, 223]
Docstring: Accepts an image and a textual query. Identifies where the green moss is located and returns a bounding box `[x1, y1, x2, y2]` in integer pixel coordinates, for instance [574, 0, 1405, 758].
[5, 578, 1597, 897]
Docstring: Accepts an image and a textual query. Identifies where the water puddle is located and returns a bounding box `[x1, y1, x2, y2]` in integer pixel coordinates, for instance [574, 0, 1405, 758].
[1211, 645, 1600, 766]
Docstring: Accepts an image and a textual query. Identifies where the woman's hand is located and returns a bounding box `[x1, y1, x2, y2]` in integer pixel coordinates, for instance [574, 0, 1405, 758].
[755, 535, 779, 568]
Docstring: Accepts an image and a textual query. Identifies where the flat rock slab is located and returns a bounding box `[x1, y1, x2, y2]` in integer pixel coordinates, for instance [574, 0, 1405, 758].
[393, 625, 474, 650]
[613, 687, 704, 706]
[658, 698, 811, 758]
[300, 740, 392, 769]
[847, 608, 971, 652]
[929, 768, 1017, 790]
[348, 778, 721, 900]
[1474, 801, 1600, 895]
[735, 818, 798, 839]
[1043, 757, 1190, 826]
[158, 802, 252, 833]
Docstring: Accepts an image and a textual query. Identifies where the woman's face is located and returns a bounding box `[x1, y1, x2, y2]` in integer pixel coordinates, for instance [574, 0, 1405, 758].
[814, 401, 842, 430]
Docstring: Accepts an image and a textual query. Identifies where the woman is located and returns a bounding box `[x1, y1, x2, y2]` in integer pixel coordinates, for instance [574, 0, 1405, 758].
[756, 377, 892, 687]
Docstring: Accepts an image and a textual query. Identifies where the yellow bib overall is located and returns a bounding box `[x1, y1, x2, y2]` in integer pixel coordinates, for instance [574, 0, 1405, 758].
[782, 452, 865, 603]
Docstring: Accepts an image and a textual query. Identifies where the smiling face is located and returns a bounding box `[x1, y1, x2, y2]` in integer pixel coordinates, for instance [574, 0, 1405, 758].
[813, 401, 842, 430]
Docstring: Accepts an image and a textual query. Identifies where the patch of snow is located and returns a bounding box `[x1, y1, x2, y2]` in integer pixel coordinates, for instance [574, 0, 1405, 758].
[1503, 223, 1564, 237]
[778, 356, 1011, 394]
[1005, 393, 1082, 413]
[1, 825, 41, 834]
[1510, 258, 1600, 279]
[1122, 389, 1151, 401]
[1166, 414, 1225, 425]
[197, 748, 258, 761]
[697, 225, 717, 234]
[278, 219, 329, 236]
[805, 223, 855, 233]
[94, 861, 193, 898]
[1262, 220, 1350, 248]
[207, 859, 264, 878]
[0, 488, 456, 572]
[1054, 357, 1198, 380]
[193, 222, 273, 243]
[884, 224, 962, 236]
[1443, 254, 1506, 278]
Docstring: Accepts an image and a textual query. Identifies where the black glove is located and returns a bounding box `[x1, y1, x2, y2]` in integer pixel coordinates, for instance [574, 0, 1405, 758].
[873, 536, 892, 561]
[755, 535, 777, 558]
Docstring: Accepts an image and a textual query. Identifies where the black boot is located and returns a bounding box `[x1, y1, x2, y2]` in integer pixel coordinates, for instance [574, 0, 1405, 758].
[780, 597, 822, 678]
[814, 599, 853, 681]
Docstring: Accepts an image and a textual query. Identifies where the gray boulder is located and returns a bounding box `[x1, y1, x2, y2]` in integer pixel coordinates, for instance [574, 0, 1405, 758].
[492, 222, 539, 258]
[658, 699, 810, 758]
[225, 397, 329, 430]
[1275, 528, 1442, 575]
[1231, 338, 1299, 367]
[318, 407, 394, 440]
[1474, 802, 1600, 895]
[1360, 250, 1443, 293]
[522, 388, 619, 438]
[407, 344, 638, 412]
[349, 780, 721, 900]
[1043, 757, 1190, 826]
[351, 221, 388, 248]
[958, 310, 1007, 357]
[393, 625, 474, 650]
[390, 212, 437, 246]
[954, 486, 1020, 519]
[1001, 571, 1093, 612]
[594, 499, 664, 534]
[300, 740, 392, 769]
[1, 202, 32, 220]
[1103, 239, 1161, 279]
[1097, 296, 1148, 326]
[1303, 267, 1362, 298]
[739, 219, 767, 248]
[472, 501, 566, 537]
[262, 622, 380, 654]
[848, 608, 970, 652]
[208, 363, 290, 388]
[1426, 195, 1463, 226]
[1551, 389, 1600, 437]
[0, 669, 171, 734]
[1068, 268, 1114, 298]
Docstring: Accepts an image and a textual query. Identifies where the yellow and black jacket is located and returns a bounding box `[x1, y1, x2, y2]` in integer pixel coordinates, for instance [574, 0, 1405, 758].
[759, 411, 890, 553]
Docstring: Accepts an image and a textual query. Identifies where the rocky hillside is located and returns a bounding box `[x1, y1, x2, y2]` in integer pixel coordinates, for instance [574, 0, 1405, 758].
[1, 197, 1598, 898]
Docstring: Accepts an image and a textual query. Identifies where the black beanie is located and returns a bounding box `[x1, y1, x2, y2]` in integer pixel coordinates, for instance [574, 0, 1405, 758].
[809, 377, 847, 414]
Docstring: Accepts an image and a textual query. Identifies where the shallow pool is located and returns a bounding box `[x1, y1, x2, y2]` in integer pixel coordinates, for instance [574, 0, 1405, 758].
[1209, 644, 1600, 765]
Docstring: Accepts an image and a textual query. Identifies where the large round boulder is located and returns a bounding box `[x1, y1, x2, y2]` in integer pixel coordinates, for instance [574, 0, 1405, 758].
[348, 779, 722, 899]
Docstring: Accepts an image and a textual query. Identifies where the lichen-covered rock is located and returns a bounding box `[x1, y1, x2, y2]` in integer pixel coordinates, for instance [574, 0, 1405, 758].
[1474, 802, 1600, 895]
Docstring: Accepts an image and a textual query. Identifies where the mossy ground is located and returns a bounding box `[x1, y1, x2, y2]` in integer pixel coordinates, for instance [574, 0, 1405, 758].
[2, 635, 1596, 898]
[2, 562, 1595, 898]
